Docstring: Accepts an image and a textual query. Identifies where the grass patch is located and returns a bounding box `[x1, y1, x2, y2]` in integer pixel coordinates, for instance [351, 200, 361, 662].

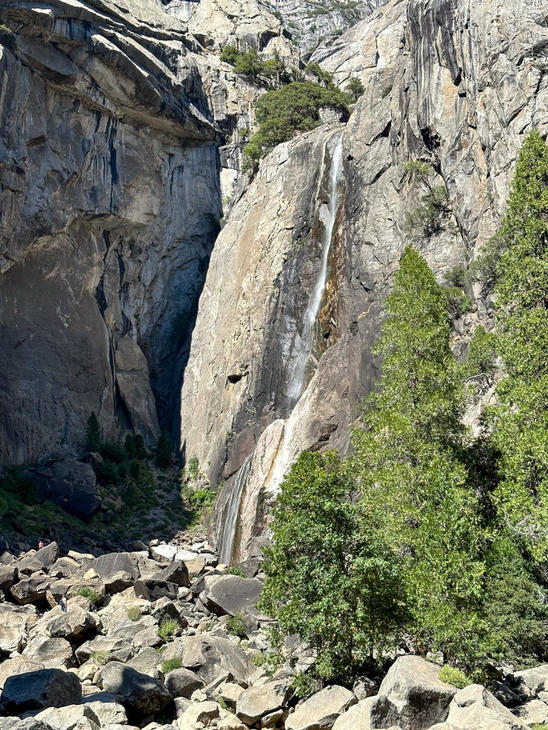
[161, 657, 182, 674]
[438, 665, 472, 689]
[77, 587, 101, 606]
[226, 612, 247, 638]
[158, 618, 179, 642]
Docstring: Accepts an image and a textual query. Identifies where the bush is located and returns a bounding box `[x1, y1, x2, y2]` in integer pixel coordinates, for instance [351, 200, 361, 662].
[220, 45, 240, 65]
[227, 566, 245, 577]
[127, 606, 141, 621]
[100, 441, 127, 463]
[291, 671, 321, 699]
[226, 613, 247, 638]
[77, 587, 101, 606]
[158, 618, 179, 642]
[444, 286, 473, 318]
[243, 82, 350, 171]
[187, 456, 199, 481]
[438, 665, 472, 689]
[86, 412, 101, 452]
[444, 265, 467, 288]
[161, 657, 182, 674]
[462, 326, 497, 382]
[346, 77, 365, 102]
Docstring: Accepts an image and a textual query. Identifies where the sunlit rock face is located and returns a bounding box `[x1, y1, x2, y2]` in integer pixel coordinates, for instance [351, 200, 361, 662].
[180, 0, 547, 561]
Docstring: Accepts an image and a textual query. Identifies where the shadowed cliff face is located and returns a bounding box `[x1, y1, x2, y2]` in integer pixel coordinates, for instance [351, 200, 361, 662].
[179, 0, 548, 562]
[0, 0, 239, 464]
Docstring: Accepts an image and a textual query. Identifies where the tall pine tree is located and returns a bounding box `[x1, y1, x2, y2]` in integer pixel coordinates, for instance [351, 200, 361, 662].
[491, 129, 548, 562]
[353, 247, 485, 664]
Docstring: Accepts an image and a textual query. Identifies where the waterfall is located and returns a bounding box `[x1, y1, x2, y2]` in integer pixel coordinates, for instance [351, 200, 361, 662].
[218, 454, 252, 565]
[286, 131, 344, 406]
[216, 129, 345, 564]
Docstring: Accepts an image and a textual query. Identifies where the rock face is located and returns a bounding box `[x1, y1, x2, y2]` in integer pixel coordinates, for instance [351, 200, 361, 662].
[0, 0, 243, 464]
[179, 0, 548, 562]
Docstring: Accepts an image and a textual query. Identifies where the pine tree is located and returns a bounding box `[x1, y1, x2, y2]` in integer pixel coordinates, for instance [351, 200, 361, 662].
[259, 451, 406, 683]
[85, 412, 101, 452]
[491, 129, 548, 562]
[155, 429, 173, 468]
[353, 247, 485, 663]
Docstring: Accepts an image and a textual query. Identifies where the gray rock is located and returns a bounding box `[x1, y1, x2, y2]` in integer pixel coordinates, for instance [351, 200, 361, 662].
[430, 684, 528, 730]
[512, 698, 548, 725]
[370, 656, 456, 730]
[99, 661, 172, 717]
[202, 575, 263, 616]
[332, 697, 375, 730]
[164, 668, 204, 699]
[513, 665, 548, 695]
[0, 657, 44, 691]
[0, 668, 82, 713]
[179, 634, 255, 685]
[82, 699, 128, 726]
[41, 604, 100, 641]
[22, 636, 74, 669]
[26, 461, 100, 519]
[35, 705, 100, 730]
[236, 673, 293, 725]
[152, 561, 190, 588]
[0, 565, 18, 592]
[285, 685, 356, 730]
[10, 574, 50, 605]
[34, 542, 59, 568]
[91, 553, 140, 582]
[134, 579, 178, 602]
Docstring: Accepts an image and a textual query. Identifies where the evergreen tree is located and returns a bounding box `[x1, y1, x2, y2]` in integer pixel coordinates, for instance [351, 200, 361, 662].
[155, 429, 173, 468]
[85, 412, 101, 452]
[491, 129, 548, 562]
[353, 247, 486, 663]
[260, 451, 406, 683]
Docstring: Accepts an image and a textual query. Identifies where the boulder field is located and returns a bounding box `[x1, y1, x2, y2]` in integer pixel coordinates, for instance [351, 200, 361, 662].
[0, 539, 546, 730]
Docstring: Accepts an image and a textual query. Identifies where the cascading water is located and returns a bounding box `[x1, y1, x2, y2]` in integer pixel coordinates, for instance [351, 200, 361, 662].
[286, 132, 345, 406]
[218, 454, 252, 565]
[217, 130, 345, 564]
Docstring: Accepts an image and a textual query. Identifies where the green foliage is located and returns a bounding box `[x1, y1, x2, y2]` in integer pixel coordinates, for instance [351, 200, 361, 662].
[346, 77, 365, 102]
[444, 286, 473, 318]
[0, 467, 38, 505]
[444, 265, 467, 288]
[161, 657, 182, 674]
[77, 587, 101, 606]
[233, 48, 264, 80]
[306, 62, 334, 87]
[155, 430, 173, 468]
[92, 650, 109, 666]
[489, 130, 548, 562]
[158, 618, 179, 642]
[220, 45, 240, 65]
[260, 450, 406, 683]
[226, 612, 247, 638]
[405, 185, 451, 237]
[127, 606, 141, 621]
[243, 82, 349, 171]
[227, 566, 245, 577]
[353, 247, 486, 667]
[86, 412, 101, 452]
[100, 441, 127, 463]
[402, 160, 432, 185]
[220, 46, 289, 86]
[438, 665, 472, 689]
[291, 671, 322, 699]
[187, 456, 199, 481]
[462, 326, 497, 384]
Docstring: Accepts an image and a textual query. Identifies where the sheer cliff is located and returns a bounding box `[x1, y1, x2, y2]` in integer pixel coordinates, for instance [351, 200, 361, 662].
[179, 0, 548, 562]
[0, 0, 290, 464]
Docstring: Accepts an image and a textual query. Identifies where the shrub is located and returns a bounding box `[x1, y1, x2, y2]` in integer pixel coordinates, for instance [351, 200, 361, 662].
[346, 77, 365, 102]
[251, 652, 265, 666]
[227, 566, 245, 577]
[100, 441, 127, 463]
[187, 456, 199, 481]
[158, 618, 179, 642]
[243, 82, 350, 171]
[220, 45, 240, 65]
[439, 665, 472, 689]
[77, 587, 101, 606]
[127, 606, 141, 621]
[92, 650, 109, 666]
[462, 326, 497, 382]
[292, 671, 322, 699]
[226, 612, 247, 638]
[444, 286, 473, 318]
[443, 265, 467, 288]
[161, 657, 182, 674]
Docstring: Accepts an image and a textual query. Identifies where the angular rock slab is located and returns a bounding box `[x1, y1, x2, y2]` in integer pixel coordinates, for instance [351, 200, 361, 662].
[201, 575, 263, 616]
[430, 684, 528, 730]
[179, 634, 255, 685]
[99, 661, 172, 717]
[236, 673, 293, 725]
[285, 685, 356, 730]
[369, 656, 456, 730]
[35, 704, 100, 730]
[332, 697, 375, 730]
[0, 668, 82, 713]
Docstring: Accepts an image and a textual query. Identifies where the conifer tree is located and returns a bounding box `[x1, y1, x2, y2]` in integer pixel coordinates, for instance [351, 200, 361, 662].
[85, 412, 101, 452]
[353, 247, 485, 663]
[491, 129, 548, 561]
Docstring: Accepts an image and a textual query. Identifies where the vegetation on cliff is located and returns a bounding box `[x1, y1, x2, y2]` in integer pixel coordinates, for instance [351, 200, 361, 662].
[261, 130, 548, 686]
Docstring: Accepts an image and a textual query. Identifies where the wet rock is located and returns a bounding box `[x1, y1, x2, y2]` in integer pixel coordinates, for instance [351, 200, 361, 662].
[285, 685, 356, 730]
[0, 668, 82, 713]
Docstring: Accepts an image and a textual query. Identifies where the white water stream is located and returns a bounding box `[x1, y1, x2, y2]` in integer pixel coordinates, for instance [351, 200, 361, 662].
[217, 130, 344, 565]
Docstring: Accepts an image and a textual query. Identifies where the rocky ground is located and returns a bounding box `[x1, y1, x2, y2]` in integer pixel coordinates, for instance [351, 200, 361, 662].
[0, 537, 547, 730]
